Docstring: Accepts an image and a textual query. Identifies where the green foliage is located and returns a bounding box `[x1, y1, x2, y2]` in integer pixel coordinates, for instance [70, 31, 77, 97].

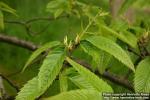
[59, 72, 68, 92]
[85, 36, 135, 72]
[38, 47, 65, 95]
[69, 74, 95, 89]
[16, 47, 65, 100]
[0, 1, 16, 15]
[46, 0, 105, 19]
[134, 57, 150, 92]
[15, 77, 39, 100]
[43, 89, 102, 100]
[80, 41, 111, 73]
[66, 57, 113, 92]
[46, 0, 69, 18]
[0, 0, 150, 99]
[80, 41, 100, 72]
[22, 41, 61, 72]
[99, 24, 138, 48]
[0, 1, 16, 30]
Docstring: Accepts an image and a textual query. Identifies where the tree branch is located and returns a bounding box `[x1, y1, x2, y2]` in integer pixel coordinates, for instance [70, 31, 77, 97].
[102, 71, 134, 91]
[0, 34, 38, 51]
[75, 59, 134, 91]
[4, 15, 68, 25]
[0, 34, 134, 91]
[0, 74, 19, 92]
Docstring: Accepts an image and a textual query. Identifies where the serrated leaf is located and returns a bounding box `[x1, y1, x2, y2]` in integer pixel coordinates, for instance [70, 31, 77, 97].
[43, 89, 102, 100]
[86, 36, 135, 72]
[16, 48, 65, 100]
[99, 24, 137, 48]
[59, 72, 68, 92]
[80, 41, 111, 73]
[134, 57, 150, 92]
[121, 30, 137, 48]
[80, 41, 100, 71]
[66, 57, 113, 92]
[38, 47, 65, 95]
[110, 19, 129, 31]
[15, 77, 39, 100]
[69, 75, 95, 90]
[0, 10, 4, 30]
[22, 41, 61, 72]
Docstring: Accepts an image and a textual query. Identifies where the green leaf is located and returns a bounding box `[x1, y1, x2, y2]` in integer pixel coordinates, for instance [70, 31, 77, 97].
[0, 10, 4, 30]
[16, 77, 39, 100]
[66, 57, 113, 92]
[80, 41, 111, 73]
[121, 30, 138, 48]
[46, 0, 69, 17]
[69, 75, 95, 90]
[16, 48, 65, 100]
[61, 68, 95, 90]
[99, 24, 137, 48]
[86, 36, 135, 72]
[60, 67, 77, 77]
[43, 89, 102, 100]
[22, 41, 61, 72]
[0, 2, 17, 15]
[80, 41, 100, 71]
[59, 72, 68, 92]
[54, 9, 64, 18]
[38, 47, 65, 95]
[134, 57, 150, 92]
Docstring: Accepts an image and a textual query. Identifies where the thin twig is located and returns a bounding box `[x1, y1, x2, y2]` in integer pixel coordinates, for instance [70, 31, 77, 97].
[26, 23, 51, 36]
[0, 74, 19, 92]
[4, 15, 68, 36]
[4, 15, 67, 25]
[25, 15, 67, 24]
[4, 20, 25, 26]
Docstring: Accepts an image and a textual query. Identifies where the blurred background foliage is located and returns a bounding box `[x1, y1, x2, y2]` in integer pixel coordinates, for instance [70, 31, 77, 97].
[0, 0, 150, 98]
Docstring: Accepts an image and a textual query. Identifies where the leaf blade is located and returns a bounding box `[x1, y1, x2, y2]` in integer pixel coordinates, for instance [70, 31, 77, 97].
[66, 57, 113, 92]
[22, 41, 61, 72]
[38, 47, 65, 95]
[59, 72, 68, 92]
[99, 24, 137, 48]
[16, 47, 65, 100]
[15, 77, 39, 100]
[80, 41, 111, 73]
[0, 2, 17, 15]
[69, 75, 95, 90]
[43, 89, 102, 100]
[86, 36, 135, 72]
[134, 57, 150, 92]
